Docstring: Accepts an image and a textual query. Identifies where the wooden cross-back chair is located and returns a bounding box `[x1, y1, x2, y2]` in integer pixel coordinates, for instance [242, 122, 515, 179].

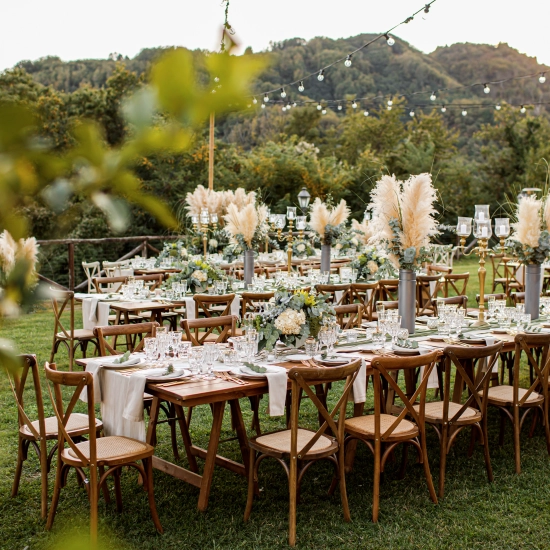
[476, 293, 506, 304]
[376, 279, 399, 302]
[241, 291, 275, 318]
[82, 261, 101, 293]
[484, 333, 550, 474]
[182, 315, 237, 346]
[344, 352, 439, 522]
[50, 288, 98, 371]
[92, 276, 128, 294]
[443, 273, 470, 297]
[511, 292, 525, 306]
[8, 355, 103, 519]
[503, 260, 524, 295]
[432, 295, 468, 317]
[416, 275, 443, 316]
[429, 343, 503, 497]
[244, 360, 361, 547]
[427, 264, 453, 277]
[334, 304, 364, 330]
[315, 284, 351, 305]
[490, 253, 508, 293]
[349, 283, 377, 321]
[44, 363, 162, 543]
[94, 322, 159, 356]
[193, 293, 236, 319]
[134, 273, 164, 290]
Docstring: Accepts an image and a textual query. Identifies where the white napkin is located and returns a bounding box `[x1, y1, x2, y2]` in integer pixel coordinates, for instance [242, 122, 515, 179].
[417, 346, 439, 389]
[468, 335, 498, 372]
[82, 299, 110, 330]
[243, 365, 288, 417]
[350, 358, 367, 404]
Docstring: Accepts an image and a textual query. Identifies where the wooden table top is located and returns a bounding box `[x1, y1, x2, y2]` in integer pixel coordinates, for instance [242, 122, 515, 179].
[109, 301, 177, 312]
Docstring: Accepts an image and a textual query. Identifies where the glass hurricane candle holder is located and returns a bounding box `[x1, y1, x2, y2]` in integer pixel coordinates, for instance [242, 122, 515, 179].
[494, 218, 510, 238]
[473, 219, 492, 240]
[286, 207, 297, 220]
[456, 217, 472, 237]
[474, 204, 490, 222]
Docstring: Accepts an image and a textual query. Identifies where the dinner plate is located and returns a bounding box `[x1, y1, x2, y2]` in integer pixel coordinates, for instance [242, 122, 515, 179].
[391, 345, 420, 356]
[286, 354, 312, 362]
[101, 357, 142, 369]
[147, 369, 192, 382]
[233, 365, 280, 379]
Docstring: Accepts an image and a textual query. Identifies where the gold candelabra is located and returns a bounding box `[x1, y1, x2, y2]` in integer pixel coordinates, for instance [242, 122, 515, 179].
[286, 218, 294, 273]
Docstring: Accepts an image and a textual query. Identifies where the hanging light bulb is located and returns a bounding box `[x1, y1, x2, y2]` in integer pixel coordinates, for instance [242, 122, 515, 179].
[352, 100, 357, 109]
[344, 55, 352, 68]
[495, 104, 501, 111]
[282, 106, 286, 112]
[317, 103, 322, 110]
[387, 105, 392, 111]
[293, 102, 297, 108]
[252, 97, 258, 104]
[441, 105, 447, 113]
[364, 109, 369, 117]
[322, 107, 327, 115]
[337, 104, 343, 111]
[483, 83, 490, 94]
[261, 103, 266, 109]
[214, 76, 220, 83]
[298, 81, 305, 92]
[317, 69, 325, 81]
[385, 34, 395, 46]
[520, 105, 526, 114]
[387, 98, 393, 106]
[409, 109, 415, 117]
[540, 73, 547, 84]
[287, 102, 292, 110]
[462, 109, 467, 116]
[430, 91, 437, 101]
[264, 93, 269, 103]
[280, 87, 286, 98]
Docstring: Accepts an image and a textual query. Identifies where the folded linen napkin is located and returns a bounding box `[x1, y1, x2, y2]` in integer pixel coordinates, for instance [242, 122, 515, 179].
[465, 334, 498, 372]
[417, 346, 440, 389]
[82, 299, 110, 330]
[240, 364, 288, 416]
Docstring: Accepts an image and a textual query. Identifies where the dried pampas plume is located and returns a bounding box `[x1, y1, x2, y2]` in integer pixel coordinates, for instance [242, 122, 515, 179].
[512, 195, 542, 248]
[0, 230, 17, 272]
[351, 219, 374, 244]
[309, 198, 350, 238]
[543, 195, 550, 233]
[223, 203, 259, 249]
[400, 173, 439, 253]
[368, 174, 402, 244]
[185, 185, 256, 223]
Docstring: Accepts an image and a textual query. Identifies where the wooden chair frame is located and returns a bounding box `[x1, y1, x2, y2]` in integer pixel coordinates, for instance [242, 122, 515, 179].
[443, 273, 469, 297]
[334, 304, 363, 330]
[94, 322, 159, 356]
[182, 315, 237, 346]
[44, 363, 162, 543]
[241, 291, 275, 318]
[193, 293, 236, 319]
[314, 284, 351, 305]
[490, 253, 507, 293]
[350, 283, 377, 321]
[244, 360, 361, 547]
[82, 261, 101, 293]
[432, 295, 468, 317]
[416, 275, 443, 316]
[92, 276, 128, 294]
[376, 279, 399, 302]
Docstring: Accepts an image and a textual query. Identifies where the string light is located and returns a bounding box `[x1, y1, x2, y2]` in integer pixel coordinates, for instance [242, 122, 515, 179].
[352, 100, 358, 109]
[317, 103, 322, 110]
[409, 109, 415, 116]
[264, 93, 269, 103]
[345, 55, 352, 67]
[424, 3, 430, 13]
[252, 97, 258, 104]
[385, 34, 395, 46]
[214, 76, 220, 83]
[387, 98, 393, 106]
[462, 109, 467, 116]
[287, 102, 292, 109]
[364, 109, 369, 116]
[430, 91, 437, 101]
[317, 70, 325, 81]
[540, 73, 547, 84]
[495, 104, 501, 110]
[387, 105, 392, 111]
[298, 81, 305, 92]
[337, 104, 343, 111]
[282, 105, 286, 112]
[483, 84, 490, 94]
[280, 87, 286, 98]
[293, 102, 297, 107]
[441, 105, 446, 113]
[520, 105, 526, 113]
[261, 103, 266, 109]
[322, 107, 327, 115]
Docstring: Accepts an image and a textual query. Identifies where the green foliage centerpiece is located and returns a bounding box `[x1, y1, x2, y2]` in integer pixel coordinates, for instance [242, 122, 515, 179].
[368, 173, 439, 332]
[351, 245, 397, 281]
[254, 289, 335, 350]
[156, 241, 188, 265]
[165, 257, 223, 293]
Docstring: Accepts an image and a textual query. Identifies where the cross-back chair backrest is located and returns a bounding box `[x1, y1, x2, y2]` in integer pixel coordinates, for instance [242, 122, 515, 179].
[427, 264, 453, 277]
[193, 293, 236, 318]
[442, 342, 503, 424]
[241, 292, 274, 317]
[314, 284, 351, 305]
[334, 304, 363, 329]
[490, 253, 506, 280]
[92, 276, 128, 294]
[476, 293, 506, 304]
[513, 334, 550, 406]
[370, 352, 439, 441]
[378, 300, 399, 311]
[376, 279, 399, 302]
[287, 360, 361, 457]
[7, 355, 45, 440]
[93, 322, 159, 355]
[82, 261, 101, 293]
[504, 259, 522, 286]
[298, 262, 321, 276]
[443, 273, 469, 297]
[44, 362, 97, 467]
[350, 283, 377, 321]
[511, 292, 525, 306]
[432, 295, 468, 316]
[50, 288, 75, 341]
[134, 274, 164, 290]
[416, 275, 443, 316]
[182, 315, 237, 346]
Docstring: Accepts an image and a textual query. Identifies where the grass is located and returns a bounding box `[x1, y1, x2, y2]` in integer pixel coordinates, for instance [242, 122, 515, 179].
[2, 260, 550, 550]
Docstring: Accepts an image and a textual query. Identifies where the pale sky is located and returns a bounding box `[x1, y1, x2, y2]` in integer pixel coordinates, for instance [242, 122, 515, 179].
[1, 0, 549, 71]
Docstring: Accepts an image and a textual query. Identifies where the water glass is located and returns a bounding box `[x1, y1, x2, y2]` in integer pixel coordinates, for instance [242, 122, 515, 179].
[304, 338, 318, 357]
[427, 318, 439, 330]
[345, 330, 358, 343]
[202, 342, 218, 379]
[437, 319, 450, 337]
[144, 337, 157, 362]
[188, 347, 203, 375]
[177, 341, 192, 361]
[372, 330, 385, 347]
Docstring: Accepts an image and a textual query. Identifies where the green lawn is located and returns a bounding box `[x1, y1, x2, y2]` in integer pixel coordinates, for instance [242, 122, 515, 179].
[2, 266, 550, 550]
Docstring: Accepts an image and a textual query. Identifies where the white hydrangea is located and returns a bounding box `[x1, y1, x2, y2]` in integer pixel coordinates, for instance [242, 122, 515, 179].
[351, 237, 358, 246]
[367, 260, 379, 274]
[180, 247, 188, 257]
[192, 270, 207, 282]
[296, 243, 306, 252]
[208, 239, 218, 248]
[274, 308, 306, 335]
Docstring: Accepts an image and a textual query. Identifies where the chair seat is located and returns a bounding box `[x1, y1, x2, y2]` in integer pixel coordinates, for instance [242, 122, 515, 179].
[250, 428, 336, 457]
[21, 413, 102, 439]
[56, 329, 96, 340]
[413, 402, 481, 424]
[64, 435, 154, 462]
[481, 385, 543, 406]
[345, 414, 418, 440]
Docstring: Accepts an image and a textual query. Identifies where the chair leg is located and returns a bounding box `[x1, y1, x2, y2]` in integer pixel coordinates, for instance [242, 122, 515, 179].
[420, 429, 438, 504]
[244, 448, 256, 521]
[98, 465, 111, 504]
[513, 406, 521, 474]
[338, 447, 351, 522]
[11, 437, 25, 499]
[438, 425, 448, 499]
[168, 403, 180, 461]
[289, 455, 298, 547]
[372, 439, 381, 523]
[144, 458, 163, 533]
[113, 468, 123, 513]
[39, 438, 49, 519]
[46, 459, 64, 531]
[89, 465, 99, 546]
[481, 418, 494, 483]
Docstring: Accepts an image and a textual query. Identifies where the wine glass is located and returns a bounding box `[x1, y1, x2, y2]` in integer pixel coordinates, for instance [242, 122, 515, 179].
[202, 342, 218, 380]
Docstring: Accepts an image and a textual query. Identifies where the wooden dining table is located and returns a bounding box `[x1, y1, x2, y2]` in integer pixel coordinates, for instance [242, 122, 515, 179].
[109, 300, 177, 325]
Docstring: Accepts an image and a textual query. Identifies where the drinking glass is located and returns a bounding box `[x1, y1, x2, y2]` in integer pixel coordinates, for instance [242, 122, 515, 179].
[372, 330, 385, 347]
[188, 347, 203, 375]
[518, 313, 531, 332]
[345, 330, 358, 343]
[169, 331, 181, 357]
[202, 342, 218, 380]
[427, 318, 439, 331]
[397, 328, 409, 344]
[304, 338, 318, 357]
[144, 337, 157, 362]
[177, 341, 192, 361]
[437, 319, 450, 337]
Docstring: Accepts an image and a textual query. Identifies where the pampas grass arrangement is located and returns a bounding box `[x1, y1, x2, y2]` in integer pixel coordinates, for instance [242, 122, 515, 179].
[512, 195, 542, 249]
[351, 219, 374, 245]
[223, 203, 268, 249]
[185, 185, 256, 223]
[309, 198, 350, 242]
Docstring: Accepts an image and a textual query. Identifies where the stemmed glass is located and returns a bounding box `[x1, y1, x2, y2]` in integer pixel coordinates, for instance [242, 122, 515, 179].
[188, 347, 203, 376]
[202, 342, 218, 380]
[389, 315, 402, 345]
[144, 337, 157, 362]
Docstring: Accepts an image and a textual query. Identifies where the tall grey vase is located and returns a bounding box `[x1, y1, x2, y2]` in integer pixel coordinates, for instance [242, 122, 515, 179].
[244, 249, 254, 289]
[525, 263, 542, 320]
[321, 244, 331, 272]
[398, 269, 416, 334]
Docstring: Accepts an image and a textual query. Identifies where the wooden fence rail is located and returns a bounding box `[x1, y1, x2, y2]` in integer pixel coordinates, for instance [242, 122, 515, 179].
[36, 235, 182, 291]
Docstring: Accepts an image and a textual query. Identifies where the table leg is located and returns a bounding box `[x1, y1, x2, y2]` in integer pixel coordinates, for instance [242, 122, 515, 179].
[197, 400, 226, 511]
[229, 399, 250, 474]
[174, 404, 199, 473]
[146, 397, 161, 448]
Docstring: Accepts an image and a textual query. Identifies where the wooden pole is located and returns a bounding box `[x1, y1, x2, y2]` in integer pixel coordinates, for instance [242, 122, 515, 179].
[208, 112, 215, 190]
[67, 242, 75, 291]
